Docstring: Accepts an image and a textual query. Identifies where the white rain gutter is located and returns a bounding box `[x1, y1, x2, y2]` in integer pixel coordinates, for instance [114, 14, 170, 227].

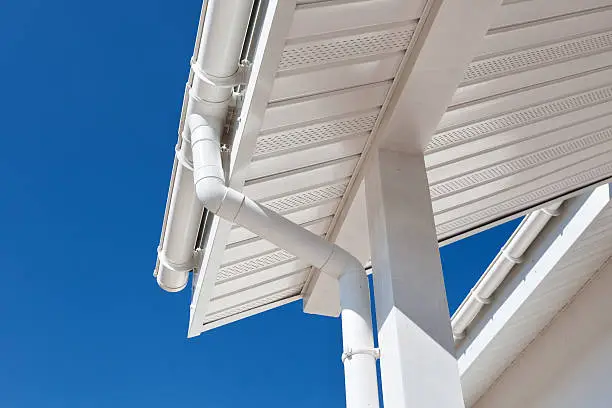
[451, 202, 563, 340]
[155, 0, 254, 292]
[187, 113, 380, 408]
[155, 3, 380, 405]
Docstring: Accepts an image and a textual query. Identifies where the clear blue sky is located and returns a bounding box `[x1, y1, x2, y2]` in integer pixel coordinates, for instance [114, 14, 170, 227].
[0, 1, 521, 406]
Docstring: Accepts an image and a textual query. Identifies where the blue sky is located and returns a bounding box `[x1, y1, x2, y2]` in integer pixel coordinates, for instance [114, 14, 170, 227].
[0, 1, 521, 407]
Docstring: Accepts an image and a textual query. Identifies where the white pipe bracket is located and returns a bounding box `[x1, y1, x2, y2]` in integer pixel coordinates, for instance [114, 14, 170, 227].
[453, 331, 466, 341]
[157, 246, 194, 274]
[542, 206, 561, 217]
[341, 348, 380, 363]
[191, 58, 251, 88]
[187, 86, 228, 109]
[193, 248, 204, 272]
[175, 129, 195, 169]
[175, 145, 194, 171]
[502, 249, 522, 264]
[470, 289, 491, 305]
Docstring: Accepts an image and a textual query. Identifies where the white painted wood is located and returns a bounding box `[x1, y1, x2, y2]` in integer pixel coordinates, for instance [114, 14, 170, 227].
[365, 149, 464, 408]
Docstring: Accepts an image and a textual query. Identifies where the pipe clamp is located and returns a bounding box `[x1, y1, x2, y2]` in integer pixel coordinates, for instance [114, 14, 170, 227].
[341, 348, 380, 363]
[502, 249, 522, 264]
[157, 246, 194, 274]
[470, 289, 491, 305]
[542, 206, 561, 217]
[191, 58, 251, 88]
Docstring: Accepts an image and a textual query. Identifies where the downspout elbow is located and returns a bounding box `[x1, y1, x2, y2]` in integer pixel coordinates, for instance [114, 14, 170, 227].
[188, 112, 369, 292]
[194, 176, 227, 214]
[188, 114, 245, 222]
[193, 175, 246, 222]
[188, 114, 227, 212]
[321, 248, 370, 325]
[322, 246, 367, 280]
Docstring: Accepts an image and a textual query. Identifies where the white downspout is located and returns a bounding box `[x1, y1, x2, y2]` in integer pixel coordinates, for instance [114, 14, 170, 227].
[451, 202, 562, 340]
[188, 114, 380, 408]
[156, 0, 254, 292]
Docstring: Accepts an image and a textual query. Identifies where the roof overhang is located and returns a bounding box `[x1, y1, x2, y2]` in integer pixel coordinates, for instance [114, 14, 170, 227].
[155, 0, 612, 337]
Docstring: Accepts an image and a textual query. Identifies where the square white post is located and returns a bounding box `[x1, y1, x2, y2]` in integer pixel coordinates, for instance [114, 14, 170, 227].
[365, 149, 464, 408]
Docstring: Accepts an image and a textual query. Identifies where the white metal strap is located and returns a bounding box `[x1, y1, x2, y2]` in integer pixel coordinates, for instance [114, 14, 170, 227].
[453, 330, 466, 341]
[175, 144, 194, 171]
[175, 130, 194, 171]
[542, 206, 561, 217]
[341, 348, 380, 363]
[157, 246, 194, 274]
[190, 58, 250, 88]
[471, 289, 491, 305]
[502, 249, 522, 264]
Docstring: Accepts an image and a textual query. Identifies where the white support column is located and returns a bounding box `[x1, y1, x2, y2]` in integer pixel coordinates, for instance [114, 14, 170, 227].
[303, 0, 503, 318]
[365, 149, 464, 408]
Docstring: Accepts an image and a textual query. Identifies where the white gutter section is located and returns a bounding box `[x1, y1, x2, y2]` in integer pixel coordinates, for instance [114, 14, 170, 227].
[188, 114, 380, 408]
[451, 201, 563, 340]
[156, 0, 254, 292]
